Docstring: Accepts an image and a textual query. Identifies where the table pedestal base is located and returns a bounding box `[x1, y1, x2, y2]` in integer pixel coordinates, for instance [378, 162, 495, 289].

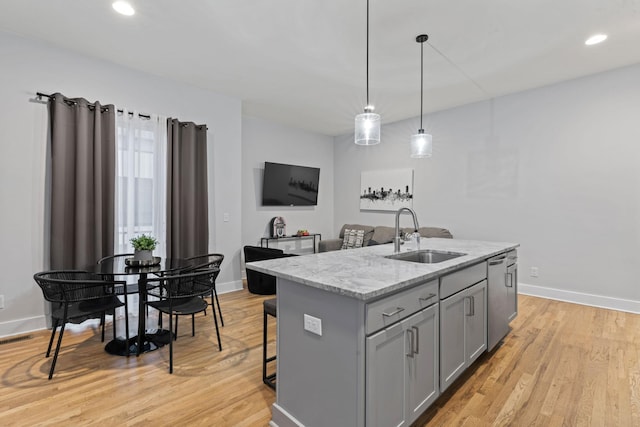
[105, 329, 172, 356]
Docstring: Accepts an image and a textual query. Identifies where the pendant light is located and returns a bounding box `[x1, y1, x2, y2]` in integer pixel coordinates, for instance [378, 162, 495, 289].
[354, 0, 381, 145]
[411, 34, 432, 158]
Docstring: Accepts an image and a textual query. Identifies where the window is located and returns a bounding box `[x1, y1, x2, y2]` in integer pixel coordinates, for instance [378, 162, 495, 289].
[115, 111, 167, 257]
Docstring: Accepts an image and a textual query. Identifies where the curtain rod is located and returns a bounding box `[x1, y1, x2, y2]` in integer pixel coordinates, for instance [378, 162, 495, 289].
[36, 92, 208, 129]
[36, 92, 151, 119]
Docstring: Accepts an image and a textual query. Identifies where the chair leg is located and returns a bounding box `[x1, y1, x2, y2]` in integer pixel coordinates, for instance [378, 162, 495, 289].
[100, 312, 106, 342]
[49, 309, 69, 380]
[168, 310, 174, 374]
[191, 314, 195, 337]
[263, 310, 276, 390]
[262, 310, 267, 385]
[46, 318, 60, 357]
[211, 293, 222, 351]
[213, 287, 224, 326]
[174, 315, 178, 340]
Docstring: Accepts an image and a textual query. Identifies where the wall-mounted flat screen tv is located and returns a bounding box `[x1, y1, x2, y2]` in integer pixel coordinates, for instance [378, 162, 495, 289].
[262, 161, 320, 206]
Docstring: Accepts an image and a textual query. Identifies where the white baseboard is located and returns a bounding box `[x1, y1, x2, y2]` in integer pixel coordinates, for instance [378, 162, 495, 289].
[519, 282, 640, 314]
[0, 315, 47, 339]
[217, 279, 243, 294]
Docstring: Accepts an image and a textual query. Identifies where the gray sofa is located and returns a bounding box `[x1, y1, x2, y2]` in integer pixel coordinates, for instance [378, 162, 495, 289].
[318, 223, 453, 252]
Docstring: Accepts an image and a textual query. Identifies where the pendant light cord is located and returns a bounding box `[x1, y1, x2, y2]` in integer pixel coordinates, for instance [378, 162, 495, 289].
[420, 39, 424, 130]
[366, 0, 370, 108]
[427, 41, 490, 97]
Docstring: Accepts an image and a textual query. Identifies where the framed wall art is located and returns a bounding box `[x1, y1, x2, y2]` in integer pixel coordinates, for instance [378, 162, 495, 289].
[360, 168, 413, 211]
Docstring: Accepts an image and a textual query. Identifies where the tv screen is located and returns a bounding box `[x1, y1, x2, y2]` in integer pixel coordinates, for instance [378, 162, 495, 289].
[262, 161, 320, 206]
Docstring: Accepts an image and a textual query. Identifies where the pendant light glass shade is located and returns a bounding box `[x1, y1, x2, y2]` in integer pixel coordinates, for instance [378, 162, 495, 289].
[410, 129, 432, 158]
[355, 108, 381, 145]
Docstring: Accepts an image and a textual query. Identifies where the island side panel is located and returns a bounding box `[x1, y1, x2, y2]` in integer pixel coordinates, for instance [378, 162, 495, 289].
[273, 277, 366, 427]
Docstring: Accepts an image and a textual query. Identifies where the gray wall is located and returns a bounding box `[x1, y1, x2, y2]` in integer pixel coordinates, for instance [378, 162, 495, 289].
[334, 63, 640, 312]
[241, 116, 334, 257]
[0, 31, 243, 336]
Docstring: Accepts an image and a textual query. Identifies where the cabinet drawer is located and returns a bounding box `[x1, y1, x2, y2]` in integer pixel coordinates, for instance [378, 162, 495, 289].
[440, 262, 486, 299]
[366, 279, 438, 335]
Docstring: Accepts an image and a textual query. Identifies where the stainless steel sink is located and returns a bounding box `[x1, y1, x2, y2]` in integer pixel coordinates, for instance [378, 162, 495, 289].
[386, 249, 466, 264]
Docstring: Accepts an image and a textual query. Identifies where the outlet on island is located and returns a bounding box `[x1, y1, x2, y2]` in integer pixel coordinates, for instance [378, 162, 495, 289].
[304, 313, 322, 336]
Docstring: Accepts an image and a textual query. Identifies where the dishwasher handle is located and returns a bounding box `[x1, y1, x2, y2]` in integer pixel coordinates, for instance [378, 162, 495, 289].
[488, 256, 507, 266]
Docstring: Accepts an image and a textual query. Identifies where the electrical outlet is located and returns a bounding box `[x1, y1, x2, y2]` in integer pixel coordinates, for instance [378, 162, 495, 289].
[530, 267, 539, 278]
[0, 295, 4, 309]
[304, 314, 322, 336]
[223, 213, 230, 222]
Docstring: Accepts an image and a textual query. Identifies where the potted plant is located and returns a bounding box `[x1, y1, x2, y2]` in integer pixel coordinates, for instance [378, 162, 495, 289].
[130, 234, 158, 262]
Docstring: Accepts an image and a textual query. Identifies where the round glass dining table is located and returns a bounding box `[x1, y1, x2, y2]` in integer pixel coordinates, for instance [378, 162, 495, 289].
[91, 257, 194, 356]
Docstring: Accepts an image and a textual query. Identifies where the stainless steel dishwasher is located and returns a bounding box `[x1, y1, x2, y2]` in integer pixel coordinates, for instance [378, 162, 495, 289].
[487, 252, 509, 351]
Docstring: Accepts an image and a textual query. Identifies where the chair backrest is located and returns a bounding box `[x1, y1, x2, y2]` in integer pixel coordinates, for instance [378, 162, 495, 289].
[33, 270, 124, 303]
[97, 253, 134, 264]
[182, 253, 224, 274]
[147, 267, 220, 299]
[186, 253, 224, 267]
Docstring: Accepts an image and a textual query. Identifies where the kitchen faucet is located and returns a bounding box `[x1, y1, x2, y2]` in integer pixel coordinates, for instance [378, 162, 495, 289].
[394, 207, 420, 253]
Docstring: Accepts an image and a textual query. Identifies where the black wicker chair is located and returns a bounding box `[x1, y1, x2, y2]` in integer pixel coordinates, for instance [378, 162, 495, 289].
[183, 253, 225, 325]
[33, 270, 127, 379]
[161, 254, 225, 338]
[145, 268, 222, 373]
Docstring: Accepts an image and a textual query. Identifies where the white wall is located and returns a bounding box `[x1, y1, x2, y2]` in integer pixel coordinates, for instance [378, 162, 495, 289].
[0, 31, 243, 337]
[334, 63, 640, 312]
[241, 116, 334, 258]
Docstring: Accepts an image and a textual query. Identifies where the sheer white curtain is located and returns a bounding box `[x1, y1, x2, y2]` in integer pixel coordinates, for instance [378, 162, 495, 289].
[115, 110, 167, 258]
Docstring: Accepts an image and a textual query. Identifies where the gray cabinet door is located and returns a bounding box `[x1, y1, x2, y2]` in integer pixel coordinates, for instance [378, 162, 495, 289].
[366, 303, 440, 427]
[506, 263, 518, 322]
[465, 280, 487, 364]
[439, 290, 466, 392]
[366, 321, 409, 427]
[406, 304, 439, 424]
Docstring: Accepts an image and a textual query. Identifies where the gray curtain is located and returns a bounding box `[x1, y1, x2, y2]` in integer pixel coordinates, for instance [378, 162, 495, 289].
[166, 118, 209, 259]
[48, 93, 116, 270]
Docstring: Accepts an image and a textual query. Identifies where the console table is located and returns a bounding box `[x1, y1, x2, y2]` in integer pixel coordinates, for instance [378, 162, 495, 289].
[260, 233, 321, 254]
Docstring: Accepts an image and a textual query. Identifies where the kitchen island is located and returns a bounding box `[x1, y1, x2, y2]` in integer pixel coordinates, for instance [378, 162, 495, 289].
[247, 238, 519, 427]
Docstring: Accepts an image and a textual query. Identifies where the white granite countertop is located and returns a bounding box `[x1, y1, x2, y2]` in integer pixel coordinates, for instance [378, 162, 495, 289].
[246, 238, 519, 301]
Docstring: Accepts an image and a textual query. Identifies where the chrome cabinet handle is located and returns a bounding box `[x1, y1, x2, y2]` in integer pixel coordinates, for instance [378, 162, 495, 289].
[506, 272, 514, 287]
[412, 326, 419, 355]
[382, 307, 405, 317]
[419, 293, 436, 302]
[406, 329, 414, 358]
[466, 296, 475, 316]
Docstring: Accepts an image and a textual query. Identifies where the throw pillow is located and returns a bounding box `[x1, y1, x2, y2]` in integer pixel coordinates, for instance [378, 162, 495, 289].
[341, 228, 365, 249]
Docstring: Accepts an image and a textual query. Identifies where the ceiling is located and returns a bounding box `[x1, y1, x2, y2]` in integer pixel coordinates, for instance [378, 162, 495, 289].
[1, 0, 639, 136]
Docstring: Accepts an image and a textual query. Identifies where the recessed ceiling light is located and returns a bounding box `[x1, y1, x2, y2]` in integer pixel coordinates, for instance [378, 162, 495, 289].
[112, 1, 135, 16]
[585, 34, 607, 45]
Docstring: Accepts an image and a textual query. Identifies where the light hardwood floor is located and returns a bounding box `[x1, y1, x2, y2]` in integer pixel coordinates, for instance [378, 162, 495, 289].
[0, 291, 638, 426]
